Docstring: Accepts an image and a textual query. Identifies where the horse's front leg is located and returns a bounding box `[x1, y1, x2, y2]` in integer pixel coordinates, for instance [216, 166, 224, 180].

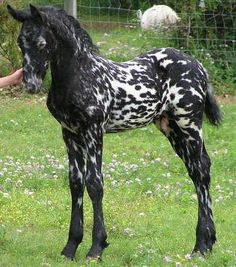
[61, 128, 87, 260]
[85, 126, 108, 260]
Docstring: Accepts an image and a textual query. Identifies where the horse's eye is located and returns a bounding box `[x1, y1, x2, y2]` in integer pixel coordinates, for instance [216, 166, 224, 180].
[37, 38, 47, 50]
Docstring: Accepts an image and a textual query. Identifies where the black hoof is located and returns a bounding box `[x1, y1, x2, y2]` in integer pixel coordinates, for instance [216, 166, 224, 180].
[61, 246, 76, 260]
[193, 225, 216, 255]
[191, 247, 210, 256]
[86, 241, 109, 260]
[192, 238, 216, 256]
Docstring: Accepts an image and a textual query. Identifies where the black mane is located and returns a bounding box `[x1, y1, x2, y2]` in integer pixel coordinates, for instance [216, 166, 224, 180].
[39, 6, 98, 54]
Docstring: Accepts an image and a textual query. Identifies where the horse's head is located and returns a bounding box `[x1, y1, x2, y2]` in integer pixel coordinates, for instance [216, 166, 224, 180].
[7, 5, 52, 93]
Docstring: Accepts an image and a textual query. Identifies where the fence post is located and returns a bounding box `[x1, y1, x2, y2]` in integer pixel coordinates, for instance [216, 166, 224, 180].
[64, 0, 77, 18]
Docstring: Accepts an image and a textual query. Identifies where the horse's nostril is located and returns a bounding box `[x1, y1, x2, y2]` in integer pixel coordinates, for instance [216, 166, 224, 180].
[35, 70, 41, 76]
[24, 83, 33, 91]
[23, 82, 38, 94]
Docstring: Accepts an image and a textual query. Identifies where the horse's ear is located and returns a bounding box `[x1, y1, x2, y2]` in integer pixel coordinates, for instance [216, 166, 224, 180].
[29, 4, 43, 23]
[7, 5, 30, 22]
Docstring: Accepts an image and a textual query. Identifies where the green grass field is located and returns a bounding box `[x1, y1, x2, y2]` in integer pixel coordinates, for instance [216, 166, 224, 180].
[0, 93, 235, 267]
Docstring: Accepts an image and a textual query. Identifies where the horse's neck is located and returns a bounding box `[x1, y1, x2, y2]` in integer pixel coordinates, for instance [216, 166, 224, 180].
[50, 45, 78, 87]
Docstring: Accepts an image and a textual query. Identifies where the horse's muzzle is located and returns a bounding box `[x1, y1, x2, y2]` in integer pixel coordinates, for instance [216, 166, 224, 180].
[23, 81, 42, 94]
[23, 76, 43, 93]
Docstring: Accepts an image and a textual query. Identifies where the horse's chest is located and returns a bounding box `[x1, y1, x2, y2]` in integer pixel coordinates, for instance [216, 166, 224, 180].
[47, 96, 80, 133]
[48, 107, 77, 134]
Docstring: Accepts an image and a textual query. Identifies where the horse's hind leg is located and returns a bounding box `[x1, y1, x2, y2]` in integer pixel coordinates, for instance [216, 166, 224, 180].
[156, 114, 216, 254]
[192, 143, 216, 254]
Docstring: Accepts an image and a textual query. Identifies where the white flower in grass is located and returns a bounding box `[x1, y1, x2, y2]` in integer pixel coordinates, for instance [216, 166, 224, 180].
[145, 190, 153, 196]
[41, 262, 51, 267]
[105, 174, 112, 179]
[184, 253, 192, 260]
[125, 180, 132, 186]
[3, 192, 10, 198]
[163, 255, 172, 262]
[24, 189, 34, 196]
[138, 243, 144, 249]
[164, 192, 169, 197]
[5, 178, 12, 183]
[156, 184, 161, 191]
[198, 256, 205, 261]
[191, 194, 197, 200]
[123, 228, 134, 237]
[175, 262, 182, 267]
[109, 167, 115, 173]
[110, 226, 116, 233]
[215, 184, 221, 190]
[111, 180, 118, 188]
[147, 248, 155, 254]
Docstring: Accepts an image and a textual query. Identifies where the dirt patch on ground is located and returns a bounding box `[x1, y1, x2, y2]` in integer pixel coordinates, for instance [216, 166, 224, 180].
[216, 95, 236, 105]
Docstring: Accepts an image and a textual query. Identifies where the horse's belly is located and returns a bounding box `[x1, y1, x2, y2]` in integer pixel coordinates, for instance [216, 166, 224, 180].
[104, 67, 162, 131]
[105, 99, 160, 131]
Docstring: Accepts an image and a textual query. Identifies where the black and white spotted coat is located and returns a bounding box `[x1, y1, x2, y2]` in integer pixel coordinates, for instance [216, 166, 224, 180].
[50, 47, 211, 135]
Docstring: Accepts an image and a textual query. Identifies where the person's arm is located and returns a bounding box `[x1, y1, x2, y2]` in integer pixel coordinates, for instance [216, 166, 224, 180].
[0, 68, 23, 88]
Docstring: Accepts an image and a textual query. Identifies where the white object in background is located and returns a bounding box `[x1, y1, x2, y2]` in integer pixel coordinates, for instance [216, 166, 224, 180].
[137, 5, 180, 30]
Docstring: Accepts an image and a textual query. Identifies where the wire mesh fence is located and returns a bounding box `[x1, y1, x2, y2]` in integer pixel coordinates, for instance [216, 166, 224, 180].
[15, 0, 236, 68]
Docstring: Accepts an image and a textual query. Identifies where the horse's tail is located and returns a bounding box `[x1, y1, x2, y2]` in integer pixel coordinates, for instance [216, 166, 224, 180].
[204, 79, 222, 127]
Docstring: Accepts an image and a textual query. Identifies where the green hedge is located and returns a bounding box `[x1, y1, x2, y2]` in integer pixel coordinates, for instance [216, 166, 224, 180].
[0, 2, 22, 75]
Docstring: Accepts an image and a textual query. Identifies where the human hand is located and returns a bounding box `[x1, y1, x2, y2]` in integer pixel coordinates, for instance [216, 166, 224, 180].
[9, 68, 23, 85]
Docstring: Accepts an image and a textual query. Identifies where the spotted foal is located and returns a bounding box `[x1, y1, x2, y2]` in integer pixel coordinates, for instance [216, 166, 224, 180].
[8, 4, 221, 260]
